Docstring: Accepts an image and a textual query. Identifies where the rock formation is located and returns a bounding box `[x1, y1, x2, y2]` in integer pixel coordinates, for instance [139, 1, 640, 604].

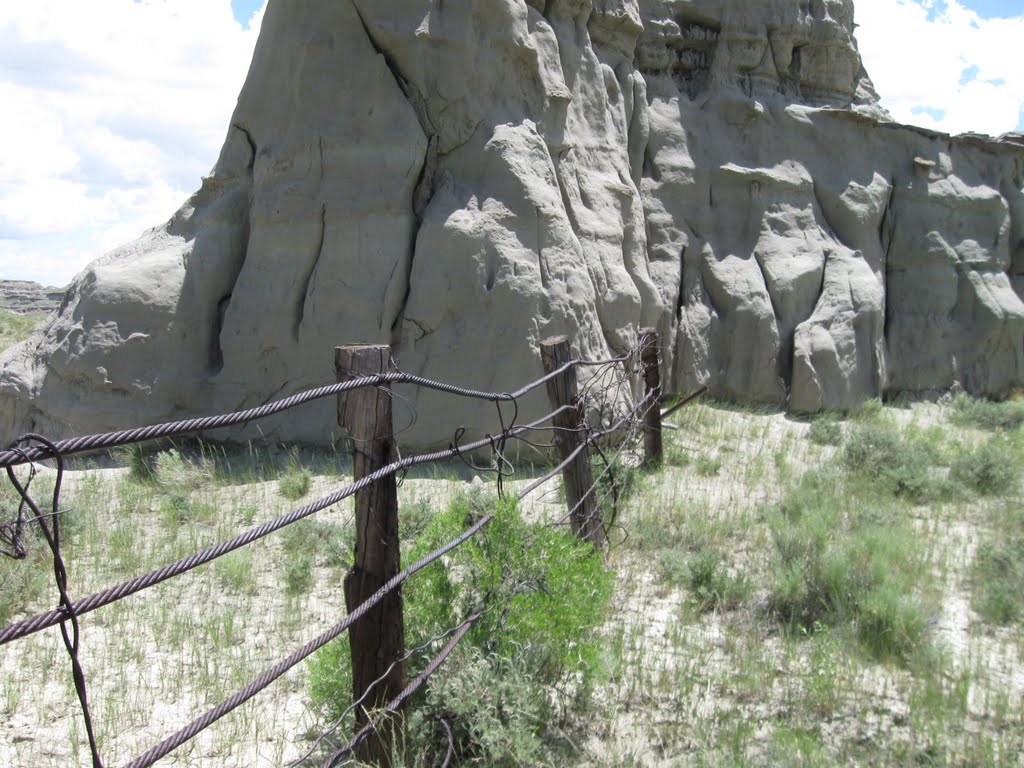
[2, 0, 1022, 447]
[0, 281, 65, 316]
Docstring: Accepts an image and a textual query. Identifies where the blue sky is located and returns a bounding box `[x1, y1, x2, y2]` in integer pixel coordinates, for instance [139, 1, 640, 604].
[0, 0, 1021, 288]
[231, 0, 265, 26]
[926, 0, 1021, 19]
[858, 0, 1024, 133]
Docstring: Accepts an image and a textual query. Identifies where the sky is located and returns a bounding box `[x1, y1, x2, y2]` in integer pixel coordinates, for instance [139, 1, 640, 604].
[0, 0, 1022, 288]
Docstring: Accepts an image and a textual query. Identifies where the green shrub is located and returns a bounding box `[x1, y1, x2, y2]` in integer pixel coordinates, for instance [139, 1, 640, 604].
[283, 553, 314, 596]
[842, 424, 938, 502]
[278, 450, 312, 501]
[950, 436, 1017, 496]
[972, 506, 1024, 625]
[768, 471, 927, 661]
[696, 455, 722, 477]
[154, 448, 214, 491]
[282, 519, 352, 572]
[399, 499, 436, 540]
[683, 546, 750, 612]
[588, 450, 642, 532]
[807, 417, 843, 447]
[0, 550, 50, 627]
[122, 444, 155, 484]
[215, 550, 255, 594]
[308, 492, 613, 765]
[951, 394, 1024, 432]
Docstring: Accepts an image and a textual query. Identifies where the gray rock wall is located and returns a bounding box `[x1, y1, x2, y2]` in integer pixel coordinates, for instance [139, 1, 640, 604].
[1, 0, 1022, 447]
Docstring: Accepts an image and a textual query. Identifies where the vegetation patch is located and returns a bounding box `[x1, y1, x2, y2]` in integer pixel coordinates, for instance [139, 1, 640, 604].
[807, 415, 843, 446]
[769, 468, 929, 661]
[308, 491, 613, 765]
[951, 394, 1024, 432]
[972, 505, 1024, 625]
[950, 436, 1017, 496]
[0, 309, 45, 353]
[842, 422, 945, 502]
[277, 449, 313, 501]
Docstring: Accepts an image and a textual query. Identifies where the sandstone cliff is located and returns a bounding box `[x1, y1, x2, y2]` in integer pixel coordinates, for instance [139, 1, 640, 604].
[0, 281, 65, 316]
[2, 0, 1022, 447]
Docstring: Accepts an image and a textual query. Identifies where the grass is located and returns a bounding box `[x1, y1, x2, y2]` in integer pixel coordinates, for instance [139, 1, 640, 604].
[0, 308, 46, 352]
[972, 504, 1024, 625]
[951, 393, 1024, 432]
[277, 449, 312, 501]
[600, 397, 1024, 766]
[2, 397, 1023, 767]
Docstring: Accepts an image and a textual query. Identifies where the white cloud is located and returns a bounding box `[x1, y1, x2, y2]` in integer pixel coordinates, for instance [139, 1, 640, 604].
[855, 0, 1024, 136]
[0, 0, 266, 287]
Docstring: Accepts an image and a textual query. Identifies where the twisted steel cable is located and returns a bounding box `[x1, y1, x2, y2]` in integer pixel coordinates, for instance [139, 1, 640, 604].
[121, 522, 494, 768]
[5, 435, 105, 767]
[0, 405, 570, 646]
[321, 613, 482, 768]
[0, 362, 595, 468]
[286, 610, 494, 768]
[0, 342, 643, 768]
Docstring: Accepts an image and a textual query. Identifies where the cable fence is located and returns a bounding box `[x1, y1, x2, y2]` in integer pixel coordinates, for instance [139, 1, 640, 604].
[0, 328, 703, 768]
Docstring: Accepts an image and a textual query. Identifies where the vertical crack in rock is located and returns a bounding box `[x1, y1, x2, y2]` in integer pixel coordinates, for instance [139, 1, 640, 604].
[209, 122, 258, 374]
[880, 179, 897, 346]
[675, 246, 687, 322]
[350, 0, 438, 346]
[232, 122, 257, 169]
[295, 202, 327, 342]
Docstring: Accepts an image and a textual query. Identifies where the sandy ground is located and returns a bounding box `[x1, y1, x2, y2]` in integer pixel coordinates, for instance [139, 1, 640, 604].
[2, 402, 1022, 766]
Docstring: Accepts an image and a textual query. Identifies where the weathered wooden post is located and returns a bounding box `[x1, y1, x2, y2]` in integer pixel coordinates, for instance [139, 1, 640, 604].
[639, 328, 663, 468]
[540, 336, 606, 548]
[336, 344, 406, 767]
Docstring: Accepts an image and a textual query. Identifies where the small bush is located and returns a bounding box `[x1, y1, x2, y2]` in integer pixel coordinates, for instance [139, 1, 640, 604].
[154, 448, 214, 492]
[278, 450, 312, 501]
[951, 394, 1024, 432]
[972, 507, 1024, 625]
[589, 451, 641, 530]
[216, 550, 255, 594]
[122, 444, 155, 484]
[683, 546, 750, 611]
[282, 519, 352, 571]
[399, 499, 435, 540]
[696, 455, 722, 477]
[950, 436, 1017, 496]
[843, 424, 937, 502]
[308, 492, 612, 765]
[283, 553, 314, 596]
[807, 418, 843, 447]
[768, 472, 927, 661]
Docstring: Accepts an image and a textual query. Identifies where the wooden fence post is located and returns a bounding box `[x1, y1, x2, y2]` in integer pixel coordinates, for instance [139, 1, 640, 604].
[540, 336, 606, 548]
[640, 328, 663, 468]
[336, 344, 406, 767]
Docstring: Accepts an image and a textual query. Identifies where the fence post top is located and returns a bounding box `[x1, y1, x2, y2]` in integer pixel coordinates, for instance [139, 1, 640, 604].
[336, 343, 391, 351]
[540, 335, 570, 348]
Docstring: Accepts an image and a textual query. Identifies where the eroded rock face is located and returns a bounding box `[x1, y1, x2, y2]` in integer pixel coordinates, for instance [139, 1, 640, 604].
[1, 0, 1022, 447]
[0, 281, 64, 315]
